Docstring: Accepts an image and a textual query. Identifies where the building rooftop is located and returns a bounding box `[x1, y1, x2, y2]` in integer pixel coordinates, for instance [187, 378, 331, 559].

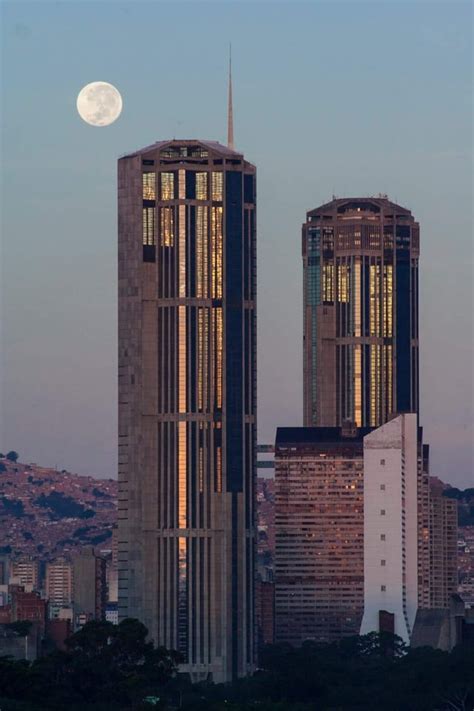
[275, 426, 374, 447]
[119, 138, 244, 160]
[307, 196, 413, 218]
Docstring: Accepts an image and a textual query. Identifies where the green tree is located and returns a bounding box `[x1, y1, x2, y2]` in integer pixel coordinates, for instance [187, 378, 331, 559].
[6, 451, 19, 462]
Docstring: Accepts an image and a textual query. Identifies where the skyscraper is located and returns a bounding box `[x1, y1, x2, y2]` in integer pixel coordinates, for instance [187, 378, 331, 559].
[118, 137, 256, 682]
[302, 196, 419, 428]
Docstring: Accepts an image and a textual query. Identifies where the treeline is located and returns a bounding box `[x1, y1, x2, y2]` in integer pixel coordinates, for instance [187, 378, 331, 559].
[0, 622, 473, 710]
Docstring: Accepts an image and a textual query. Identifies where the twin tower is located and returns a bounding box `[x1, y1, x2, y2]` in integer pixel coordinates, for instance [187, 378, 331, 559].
[117, 139, 419, 682]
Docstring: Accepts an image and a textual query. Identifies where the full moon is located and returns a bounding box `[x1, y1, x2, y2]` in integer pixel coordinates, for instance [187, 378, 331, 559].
[76, 81, 122, 127]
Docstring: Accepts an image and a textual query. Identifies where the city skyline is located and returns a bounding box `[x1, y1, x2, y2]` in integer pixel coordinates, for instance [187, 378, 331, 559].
[2, 1, 473, 487]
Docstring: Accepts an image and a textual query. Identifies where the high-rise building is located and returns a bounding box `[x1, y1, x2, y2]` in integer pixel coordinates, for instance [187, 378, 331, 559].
[302, 197, 419, 428]
[45, 558, 73, 617]
[429, 480, 458, 609]
[118, 134, 256, 682]
[72, 549, 106, 628]
[10, 558, 39, 590]
[360, 414, 419, 644]
[274, 424, 369, 645]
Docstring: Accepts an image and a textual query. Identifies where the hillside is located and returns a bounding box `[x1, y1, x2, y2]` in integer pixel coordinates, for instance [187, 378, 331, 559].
[0, 456, 117, 561]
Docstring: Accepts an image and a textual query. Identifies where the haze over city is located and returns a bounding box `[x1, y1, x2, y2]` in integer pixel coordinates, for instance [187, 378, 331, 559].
[2, 0, 472, 487]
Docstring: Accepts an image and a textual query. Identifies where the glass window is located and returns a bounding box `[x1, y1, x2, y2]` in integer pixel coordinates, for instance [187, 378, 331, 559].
[142, 172, 155, 200]
[212, 172, 223, 201]
[160, 172, 174, 200]
[196, 173, 208, 200]
[160, 207, 174, 246]
[143, 207, 155, 246]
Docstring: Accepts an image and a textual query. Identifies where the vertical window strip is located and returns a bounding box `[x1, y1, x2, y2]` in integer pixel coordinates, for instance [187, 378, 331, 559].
[178, 169, 186, 200]
[198, 429, 204, 494]
[354, 345, 362, 427]
[196, 206, 208, 298]
[196, 173, 208, 200]
[383, 265, 393, 337]
[142, 172, 156, 200]
[160, 172, 174, 200]
[179, 205, 186, 298]
[142, 207, 155, 245]
[216, 446, 222, 493]
[212, 172, 223, 201]
[160, 207, 174, 246]
[179, 305, 187, 412]
[354, 258, 361, 337]
[211, 207, 223, 299]
[215, 307, 223, 408]
[178, 423, 187, 528]
[198, 309, 204, 411]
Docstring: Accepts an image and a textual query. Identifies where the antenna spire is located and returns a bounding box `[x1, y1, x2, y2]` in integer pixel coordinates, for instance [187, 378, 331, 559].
[227, 44, 234, 150]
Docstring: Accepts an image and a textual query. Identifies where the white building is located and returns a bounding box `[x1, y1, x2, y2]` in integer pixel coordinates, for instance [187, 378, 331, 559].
[360, 413, 418, 643]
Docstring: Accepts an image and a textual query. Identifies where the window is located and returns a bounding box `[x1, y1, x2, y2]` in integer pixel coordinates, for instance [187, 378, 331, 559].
[380, 484, 386, 491]
[381, 560, 386, 566]
[212, 172, 223, 201]
[380, 534, 386, 541]
[160, 207, 174, 246]
[161, 173, 174, 200]
[195, 172, 208, 200]
[142, 172, 155, 200]
[381, 585, 386, 592]
[143, 207, 155, 245]
[380, 509, 386, 516]
[380, 459, 385, 465]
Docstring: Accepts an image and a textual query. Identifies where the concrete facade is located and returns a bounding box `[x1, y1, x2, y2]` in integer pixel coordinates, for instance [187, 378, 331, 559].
[360, 414, 419, 643]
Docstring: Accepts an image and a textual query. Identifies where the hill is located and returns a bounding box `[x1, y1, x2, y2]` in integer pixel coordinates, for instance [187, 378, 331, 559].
[0, 456, 117, 561]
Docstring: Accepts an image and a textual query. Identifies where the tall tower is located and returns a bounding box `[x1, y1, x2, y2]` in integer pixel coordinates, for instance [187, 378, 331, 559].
[118, 139, 256, 682]
[302, 197, 419, 428]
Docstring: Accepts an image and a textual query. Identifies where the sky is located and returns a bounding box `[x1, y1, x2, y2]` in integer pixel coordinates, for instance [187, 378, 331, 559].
[1, 0, 472, 487]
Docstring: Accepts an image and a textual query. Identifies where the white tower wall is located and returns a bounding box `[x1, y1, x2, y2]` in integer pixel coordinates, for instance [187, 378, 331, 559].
[360, 414, 418, 643]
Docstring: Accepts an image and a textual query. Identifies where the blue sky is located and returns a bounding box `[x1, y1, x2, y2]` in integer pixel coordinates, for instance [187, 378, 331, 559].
[1, 1, 472, 486]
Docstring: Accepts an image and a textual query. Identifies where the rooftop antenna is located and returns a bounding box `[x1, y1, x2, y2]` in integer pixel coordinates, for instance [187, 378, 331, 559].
[227, 43, 234, 150]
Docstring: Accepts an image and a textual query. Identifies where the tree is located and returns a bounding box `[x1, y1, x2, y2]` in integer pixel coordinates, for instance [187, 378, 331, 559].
[0, 463, 6, 472]
[6, 451, 19, 462]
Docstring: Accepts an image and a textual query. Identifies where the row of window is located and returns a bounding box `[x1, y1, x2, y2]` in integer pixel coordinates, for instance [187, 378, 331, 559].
[142, 171, 224, 202]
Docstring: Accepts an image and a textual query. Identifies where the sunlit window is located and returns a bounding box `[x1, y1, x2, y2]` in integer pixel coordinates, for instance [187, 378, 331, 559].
[196, 173, 208, 200]
[212, 172, 223, 201]
[160, 172, 174, 200]
[160, 207, 174, 247]
[142, 172, 155, 200]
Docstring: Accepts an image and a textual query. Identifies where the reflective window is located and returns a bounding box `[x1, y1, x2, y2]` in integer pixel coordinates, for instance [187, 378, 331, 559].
[142, 172, 156, 200]
[160, 172, 174, 200]
[212, 172, 223, 201]
[142, 207, 155, 245]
